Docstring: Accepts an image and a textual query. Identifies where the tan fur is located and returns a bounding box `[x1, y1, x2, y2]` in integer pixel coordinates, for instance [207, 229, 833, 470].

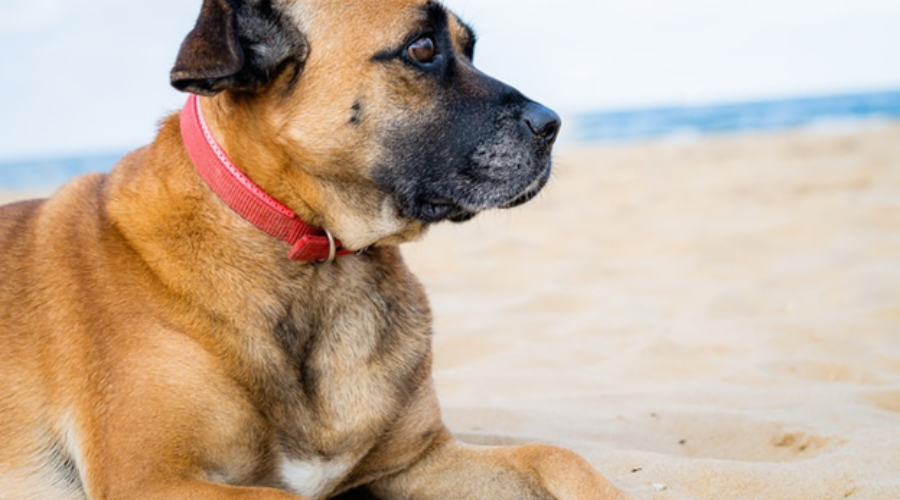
[0, 1, 629, 499]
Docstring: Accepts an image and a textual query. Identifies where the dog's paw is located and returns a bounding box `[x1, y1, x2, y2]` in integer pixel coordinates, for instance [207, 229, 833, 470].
[518, 445, 632, 500]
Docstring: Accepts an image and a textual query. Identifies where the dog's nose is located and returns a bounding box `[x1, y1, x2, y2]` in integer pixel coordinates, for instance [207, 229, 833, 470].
[523, 103, 561, 144]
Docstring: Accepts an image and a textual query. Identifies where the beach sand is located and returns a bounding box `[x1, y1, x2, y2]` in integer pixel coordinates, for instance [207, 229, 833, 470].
[2, 125, 899, 499]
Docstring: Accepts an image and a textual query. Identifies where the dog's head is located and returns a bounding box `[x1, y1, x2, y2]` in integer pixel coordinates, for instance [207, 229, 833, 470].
[171, 0, 560, 249]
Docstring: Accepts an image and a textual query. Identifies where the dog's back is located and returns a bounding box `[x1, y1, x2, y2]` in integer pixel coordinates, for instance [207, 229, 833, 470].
[0, 176, 112, 500]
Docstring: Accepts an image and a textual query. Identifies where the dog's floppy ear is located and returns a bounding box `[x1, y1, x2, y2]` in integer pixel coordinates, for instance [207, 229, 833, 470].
[171, 0, 308, 96]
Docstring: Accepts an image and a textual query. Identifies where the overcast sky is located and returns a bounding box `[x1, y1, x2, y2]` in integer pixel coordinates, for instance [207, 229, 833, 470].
[1, 0, 898, 160]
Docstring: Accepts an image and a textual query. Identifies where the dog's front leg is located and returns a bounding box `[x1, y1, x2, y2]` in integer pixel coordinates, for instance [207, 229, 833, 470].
[110, 481, 305, 500]
[367, 438, 630, 500]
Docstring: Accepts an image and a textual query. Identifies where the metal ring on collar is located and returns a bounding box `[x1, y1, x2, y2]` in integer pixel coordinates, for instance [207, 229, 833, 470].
[319, 229, 337, 265]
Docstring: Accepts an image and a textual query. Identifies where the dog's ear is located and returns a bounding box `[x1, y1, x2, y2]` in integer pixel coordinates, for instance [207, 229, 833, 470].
[171, 0, 308, 96]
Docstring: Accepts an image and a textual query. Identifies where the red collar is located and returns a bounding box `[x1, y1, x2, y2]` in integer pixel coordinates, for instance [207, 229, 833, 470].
[179, 94, 350, 263]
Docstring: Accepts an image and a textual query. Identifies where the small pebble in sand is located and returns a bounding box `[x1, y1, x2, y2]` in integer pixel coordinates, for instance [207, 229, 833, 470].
[653, 483, 668, 492]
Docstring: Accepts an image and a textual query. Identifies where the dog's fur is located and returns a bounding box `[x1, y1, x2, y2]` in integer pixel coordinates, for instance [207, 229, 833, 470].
[0, 1, 628, 499]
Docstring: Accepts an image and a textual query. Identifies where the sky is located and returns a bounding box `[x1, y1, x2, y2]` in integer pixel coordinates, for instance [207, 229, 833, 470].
[0, 0, 898, 160]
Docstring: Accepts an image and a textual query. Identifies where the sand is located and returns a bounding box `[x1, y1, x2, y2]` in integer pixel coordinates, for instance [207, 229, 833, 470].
[3, 124, 899, 499]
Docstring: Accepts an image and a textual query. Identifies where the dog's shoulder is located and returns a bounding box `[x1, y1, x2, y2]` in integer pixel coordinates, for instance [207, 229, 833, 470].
[0, 172, 129, 330]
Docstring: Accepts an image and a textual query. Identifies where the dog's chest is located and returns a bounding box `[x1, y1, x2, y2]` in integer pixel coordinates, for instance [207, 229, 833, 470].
[253, 263, 432, 494]
[271, 296, 426, 433]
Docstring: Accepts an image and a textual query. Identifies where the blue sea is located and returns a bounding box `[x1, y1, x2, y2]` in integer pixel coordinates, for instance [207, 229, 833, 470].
[2, 90, 899, 193]
[0, 153, 126, 192]
[573, 89, 900, 143]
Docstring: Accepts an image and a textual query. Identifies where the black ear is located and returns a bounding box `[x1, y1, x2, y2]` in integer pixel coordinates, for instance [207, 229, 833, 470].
[171, 0, 307, 96]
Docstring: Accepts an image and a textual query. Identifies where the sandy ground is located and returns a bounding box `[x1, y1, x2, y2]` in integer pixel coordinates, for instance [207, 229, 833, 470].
[2, 124, 899, 499]
[403, 125, 900, 500]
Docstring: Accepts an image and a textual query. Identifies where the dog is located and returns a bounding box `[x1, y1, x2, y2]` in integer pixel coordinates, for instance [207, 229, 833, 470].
[0, 1, 629, 499]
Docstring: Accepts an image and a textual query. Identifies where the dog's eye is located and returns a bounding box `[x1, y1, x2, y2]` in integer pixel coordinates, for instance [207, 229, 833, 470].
[408, 36, 436, 64]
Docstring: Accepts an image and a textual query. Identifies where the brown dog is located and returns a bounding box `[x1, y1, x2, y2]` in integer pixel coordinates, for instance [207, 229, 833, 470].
[0, 1, 629, 499]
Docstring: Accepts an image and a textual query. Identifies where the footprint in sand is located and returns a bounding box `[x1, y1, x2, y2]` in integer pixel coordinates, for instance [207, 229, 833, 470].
[634, 413, 838, 463]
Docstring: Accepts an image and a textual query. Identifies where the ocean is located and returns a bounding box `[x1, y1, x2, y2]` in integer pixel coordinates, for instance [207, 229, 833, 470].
[0, 152, 127, 192]
[2, 90, 899, 192]
[572, 89, 900, 143]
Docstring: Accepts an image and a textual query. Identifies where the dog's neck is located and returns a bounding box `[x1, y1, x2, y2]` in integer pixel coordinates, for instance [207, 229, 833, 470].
[181, 94, 352, 263]
[188, 93, 429, 253]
